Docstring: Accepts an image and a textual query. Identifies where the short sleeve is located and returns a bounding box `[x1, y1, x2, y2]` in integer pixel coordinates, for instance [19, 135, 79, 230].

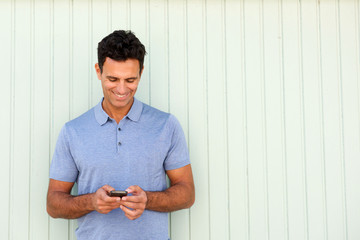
[49, 124, 79, 182]
[163, 114, 190, 171]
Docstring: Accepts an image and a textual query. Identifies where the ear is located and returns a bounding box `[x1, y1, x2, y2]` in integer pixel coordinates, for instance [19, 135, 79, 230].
[95, 63, 102, 80]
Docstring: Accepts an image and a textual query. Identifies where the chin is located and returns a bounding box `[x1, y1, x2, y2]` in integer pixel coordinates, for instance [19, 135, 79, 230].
[115, 100, 131, 108]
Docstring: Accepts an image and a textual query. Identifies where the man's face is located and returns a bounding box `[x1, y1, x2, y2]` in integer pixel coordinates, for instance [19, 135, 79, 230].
[95, 57, 142, 115]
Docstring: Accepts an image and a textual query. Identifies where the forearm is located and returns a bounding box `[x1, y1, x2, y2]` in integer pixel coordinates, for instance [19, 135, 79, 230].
[145, 182, 195, 212]
[47, 191, 95, 219]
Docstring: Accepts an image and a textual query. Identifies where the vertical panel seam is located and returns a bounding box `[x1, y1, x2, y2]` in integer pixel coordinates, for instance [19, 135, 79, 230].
[298, 1, 309, 239]
[9, 0, 15, 239]
[166, 0, 170, 114]
[69, 0, 73, 124]
[147, 0, 151, 105]
[184, 0, 191, 238]
[224, 0, 231, 237]
[48, 0, 55, 238]
[222, 0, 230, 239]
[29, 0, 35, 238]
[89, 0, 93, 108]
[355, 0, 360, 161]
[297, 1, 310, 239]
[166, 0, 172, 237]
[224, 0, 234, 236]
[279, 0, 289, 239]
[335, 1, 348, 239]
[203, 0, 210, 238]
[316, 1, 329, 239]
[260, 0, 270, 239]
[68, 0, 74, 238]
[108, 0, 112, 31]
[127, 0, 131, 29]
[241, 0, 250, 238]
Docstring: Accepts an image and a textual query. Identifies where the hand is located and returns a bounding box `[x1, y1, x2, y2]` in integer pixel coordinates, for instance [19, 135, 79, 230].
[92, 185, 121, 214]
[120, 185, 148, 220]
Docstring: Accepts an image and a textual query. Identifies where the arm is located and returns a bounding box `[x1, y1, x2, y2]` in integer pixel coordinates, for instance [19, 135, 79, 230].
[46, 179, 122, 219]
[119, 164, 195, 220]
[146, 164, 195, 211]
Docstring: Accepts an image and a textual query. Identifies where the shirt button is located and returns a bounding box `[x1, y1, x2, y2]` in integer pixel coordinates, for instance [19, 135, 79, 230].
[118, 127, 121, 131]
[118, 142, 121, 145]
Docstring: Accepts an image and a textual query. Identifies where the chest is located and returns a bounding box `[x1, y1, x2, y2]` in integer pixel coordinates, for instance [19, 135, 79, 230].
[68, 122, 171, 191]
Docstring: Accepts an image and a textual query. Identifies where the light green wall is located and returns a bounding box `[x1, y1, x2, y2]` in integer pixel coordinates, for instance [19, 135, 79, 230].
[1, 0, 360, 239]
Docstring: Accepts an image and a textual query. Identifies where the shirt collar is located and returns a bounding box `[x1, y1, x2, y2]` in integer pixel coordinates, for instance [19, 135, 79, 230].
[94, 97, 143, 125]
[126, 97, 143, 122]
[94, 98, 110, 125]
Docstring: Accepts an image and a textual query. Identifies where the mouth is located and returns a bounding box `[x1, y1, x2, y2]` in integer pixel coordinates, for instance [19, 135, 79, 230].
[113, 91, 129, 99]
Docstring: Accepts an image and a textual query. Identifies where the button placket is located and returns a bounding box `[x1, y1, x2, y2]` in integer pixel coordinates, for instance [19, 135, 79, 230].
[117, 128, 121, 147]
[117, 121, 125, 150]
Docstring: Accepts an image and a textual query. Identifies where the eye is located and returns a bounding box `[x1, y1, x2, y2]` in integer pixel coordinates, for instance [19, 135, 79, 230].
[126, 79, 135, 83]
[108, 78, 117, 82]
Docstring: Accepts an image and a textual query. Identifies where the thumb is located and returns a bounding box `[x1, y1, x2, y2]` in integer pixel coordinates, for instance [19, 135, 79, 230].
[101, 185, 115, 194]
[125, 185, 141, 194]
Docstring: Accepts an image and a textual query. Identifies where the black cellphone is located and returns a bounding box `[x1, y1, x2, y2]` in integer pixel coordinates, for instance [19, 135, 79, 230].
[109, 190, 128, 197]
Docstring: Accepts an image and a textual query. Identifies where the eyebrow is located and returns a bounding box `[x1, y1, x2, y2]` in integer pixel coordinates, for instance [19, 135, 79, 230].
[106, 75, 138, 80]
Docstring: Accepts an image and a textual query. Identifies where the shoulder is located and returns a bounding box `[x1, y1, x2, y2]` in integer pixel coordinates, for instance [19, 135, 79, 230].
[63, 107, 96, 133]
[140, 103, 182, 132]
[141, 103, 170, 120]
[140, 103, 172, 126]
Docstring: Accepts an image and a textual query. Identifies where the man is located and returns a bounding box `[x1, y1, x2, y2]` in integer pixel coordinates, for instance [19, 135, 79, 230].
[46, 30, 195, 240]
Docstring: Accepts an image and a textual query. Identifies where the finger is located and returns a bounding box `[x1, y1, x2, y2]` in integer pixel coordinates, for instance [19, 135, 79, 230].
[100, 185, 120, 203]
[103, 195, 121, 203]
[124, 212, 139, 220]
[104, 203, 122, 209]
[101, 185, 115, 193]
[98, 205, 120, 212]
[99, 201, 122, 208]
[120, 205, 134, 215]
[125, 185, 141, 194]
[120, 205, 141, 219]
[97, 189, 121, 203]
[97, 204, 121, 214]
[121, 195, 144, 203]
[120, 201, 141, 210]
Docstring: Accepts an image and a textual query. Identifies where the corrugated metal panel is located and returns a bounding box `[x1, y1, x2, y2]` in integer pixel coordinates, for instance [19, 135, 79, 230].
[0, 0, 359, 240]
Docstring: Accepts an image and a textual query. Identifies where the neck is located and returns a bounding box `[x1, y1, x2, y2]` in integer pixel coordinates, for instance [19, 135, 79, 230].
[102, 98, 134, 124]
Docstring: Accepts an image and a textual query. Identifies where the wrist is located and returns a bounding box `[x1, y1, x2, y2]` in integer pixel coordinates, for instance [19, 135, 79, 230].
[144, 191, 151, 209]
[88, 192, 97, 211]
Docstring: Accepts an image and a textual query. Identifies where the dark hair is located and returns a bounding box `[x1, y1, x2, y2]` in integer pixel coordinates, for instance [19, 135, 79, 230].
[97, 30, 146, 73]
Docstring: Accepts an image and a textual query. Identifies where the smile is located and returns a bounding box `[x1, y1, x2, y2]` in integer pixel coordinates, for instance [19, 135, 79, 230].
[114, 92, 129, 98]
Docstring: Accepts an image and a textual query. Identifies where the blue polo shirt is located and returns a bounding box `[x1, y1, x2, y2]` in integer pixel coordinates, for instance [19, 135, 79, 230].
[49, 98, 190, 240]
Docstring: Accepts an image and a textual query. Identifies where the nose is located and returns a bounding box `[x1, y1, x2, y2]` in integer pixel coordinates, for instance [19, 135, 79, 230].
[116, 80, 126, 93]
